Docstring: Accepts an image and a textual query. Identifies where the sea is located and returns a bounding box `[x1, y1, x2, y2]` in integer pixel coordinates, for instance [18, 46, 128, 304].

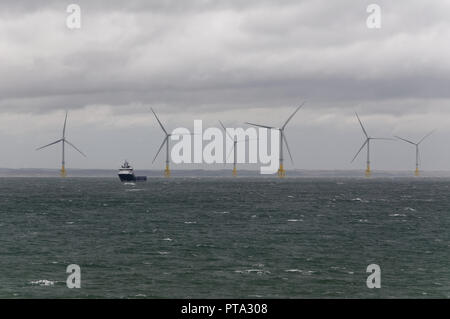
[0, 177, 449, 298]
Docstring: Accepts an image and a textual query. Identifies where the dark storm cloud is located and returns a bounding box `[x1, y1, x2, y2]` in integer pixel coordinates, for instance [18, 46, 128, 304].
[0, 0, 449, 115]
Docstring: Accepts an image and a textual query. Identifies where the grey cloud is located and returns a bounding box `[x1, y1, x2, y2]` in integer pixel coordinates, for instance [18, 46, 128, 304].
[0, 1, 449, 116]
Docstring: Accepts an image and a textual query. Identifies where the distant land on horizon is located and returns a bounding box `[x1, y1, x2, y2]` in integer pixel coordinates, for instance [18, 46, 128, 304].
[1, 168, 450, 178]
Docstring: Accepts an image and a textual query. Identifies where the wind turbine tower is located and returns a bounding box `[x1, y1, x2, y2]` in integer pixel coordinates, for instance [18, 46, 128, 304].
[245, 102, 305, 178]
[36, 111, 86, 177]
[395, 130, 434, 176]
[219, 121, 238, 176]
[352, 112, 391, 177]
[219, 121, 253, 176]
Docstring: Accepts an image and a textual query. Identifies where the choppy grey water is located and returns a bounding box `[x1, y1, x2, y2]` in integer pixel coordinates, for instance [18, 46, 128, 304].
[0, 177, 449, 298]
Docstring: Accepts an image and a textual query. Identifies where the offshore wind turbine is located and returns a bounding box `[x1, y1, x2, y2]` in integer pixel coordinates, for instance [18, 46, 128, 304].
[151, 108, 197, 177]
[151, 108, 172, 177]
[245, 102, 305, 177]
[219, 120, 250, 176]
[36, 111, 86, 177]
[351, 112, 392, 177]
[395, 130, 435, 176]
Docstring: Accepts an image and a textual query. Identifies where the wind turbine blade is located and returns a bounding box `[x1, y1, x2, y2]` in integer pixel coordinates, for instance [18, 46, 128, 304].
[418, 130, 435, 144]
[351, 139, 368, 163]
[245, 122, 276, 130]
[355, 112, 369, 139]
[36, 139, 62, 151]
[236, 137, 258, 143]
[395, 136, 416, 145]
[151, 108, 168, 135]
[219, 121, 234, 141]
[152, 136, 168, 164]
[282, 101, 305, 130]
[171, 133, 197, 136]
[63, 111, 68, 138]
[283, 134, 294, 165]
[65, 140, 87, 157]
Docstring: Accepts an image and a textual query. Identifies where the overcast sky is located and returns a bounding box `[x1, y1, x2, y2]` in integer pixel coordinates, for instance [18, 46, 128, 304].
[1, 0, 450, 172]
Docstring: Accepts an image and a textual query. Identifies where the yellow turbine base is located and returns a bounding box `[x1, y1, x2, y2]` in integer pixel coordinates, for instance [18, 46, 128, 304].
[365, 165, 371, 177]
[277, 165, 286, 178]
[232, 167, 237, 176]
[61, 166, 67, 178]
[415, 168, 419, 177]
[164, 165, 171, 178]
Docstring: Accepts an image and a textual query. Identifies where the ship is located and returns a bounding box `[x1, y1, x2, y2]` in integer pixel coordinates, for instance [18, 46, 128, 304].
[118, 161, 147, 182]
